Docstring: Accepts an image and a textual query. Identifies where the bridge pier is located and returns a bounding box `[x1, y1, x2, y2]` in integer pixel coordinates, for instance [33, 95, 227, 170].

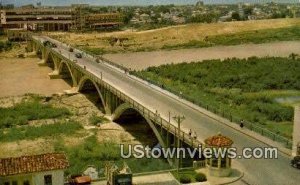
[64, 87, 79, 95]
[26, 41, 34, 52]
[48, 70, 61, 79]
[38, 60, 47, 66]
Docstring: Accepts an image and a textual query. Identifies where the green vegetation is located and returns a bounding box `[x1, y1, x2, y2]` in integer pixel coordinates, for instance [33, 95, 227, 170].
[172, 169, 198, 183]
[0, 121, 82, 142]
[162, 26, 300, 50]
[0, 98, 71, 129]
[89, 114, 109, 126]
[0, 41, 13, 52]
[179, 175, 192, 184]
[195, 172, 207, 182]
[134, 57, 300, 139]
[54, 135, 171, 175]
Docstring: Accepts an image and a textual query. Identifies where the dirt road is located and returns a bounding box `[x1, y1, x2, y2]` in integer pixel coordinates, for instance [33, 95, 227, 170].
[104, 41, 300, 70]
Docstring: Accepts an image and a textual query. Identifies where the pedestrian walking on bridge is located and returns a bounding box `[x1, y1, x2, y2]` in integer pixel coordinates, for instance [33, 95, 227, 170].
[240, 120, 244, 128]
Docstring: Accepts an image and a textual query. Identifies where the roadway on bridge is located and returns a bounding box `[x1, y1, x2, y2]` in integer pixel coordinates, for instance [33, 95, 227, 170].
[35, 36, 300, 185]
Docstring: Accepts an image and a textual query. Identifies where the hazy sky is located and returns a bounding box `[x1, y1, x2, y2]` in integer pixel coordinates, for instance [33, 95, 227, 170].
[2, 0, 300, 6]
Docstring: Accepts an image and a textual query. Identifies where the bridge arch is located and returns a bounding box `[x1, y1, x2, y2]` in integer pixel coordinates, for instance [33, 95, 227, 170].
[77, 76, 110, 114]
[36, 44, 43, 59]
[45, 52, 57, 69]
[57, 60, 77, 86]
[112, 103, 167, 150]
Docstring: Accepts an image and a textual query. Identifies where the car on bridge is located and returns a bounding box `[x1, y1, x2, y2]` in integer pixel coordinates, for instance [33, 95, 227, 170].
[43, 40, 51, 46]
[75, 53, 82, 58]
[291, 156, 300, 169]
[43, 41, 57, 48]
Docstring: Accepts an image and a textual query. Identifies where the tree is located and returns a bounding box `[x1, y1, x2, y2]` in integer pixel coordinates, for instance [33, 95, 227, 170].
[123, 11, 134, 24]
[244, 7, 253, 17]
[232, 12, 241, 21]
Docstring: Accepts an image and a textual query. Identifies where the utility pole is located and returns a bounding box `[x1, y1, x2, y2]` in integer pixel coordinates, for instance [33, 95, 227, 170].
[173, 115, 185, 174]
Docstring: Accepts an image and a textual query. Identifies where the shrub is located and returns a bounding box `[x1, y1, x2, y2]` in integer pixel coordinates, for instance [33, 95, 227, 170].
[89, 114, 109, 126]
[0, 41, 13, 52]
[195, 172, 207, 182]
[18, 54, 25, 58]
[250, 102, 293, 122]
[179, 174, 192, 184]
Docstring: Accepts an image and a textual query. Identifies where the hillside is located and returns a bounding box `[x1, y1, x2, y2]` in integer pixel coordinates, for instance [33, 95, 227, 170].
[49, 18, 300, 54]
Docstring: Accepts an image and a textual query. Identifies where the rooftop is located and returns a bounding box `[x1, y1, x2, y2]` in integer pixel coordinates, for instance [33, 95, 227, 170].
[205, 133, 233, 147]
[0, 153, 69, 176]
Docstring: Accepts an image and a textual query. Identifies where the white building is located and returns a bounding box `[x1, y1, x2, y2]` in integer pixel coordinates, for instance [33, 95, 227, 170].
[0, 153, 69, 185]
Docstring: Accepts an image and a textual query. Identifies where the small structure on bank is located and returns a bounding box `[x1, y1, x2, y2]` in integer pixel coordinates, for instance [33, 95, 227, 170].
[83, 166, 99, 180]
[293, 106, 300, 157]
[105, 162, 132, 185]
[0, 153, 69, 185]
[204, 133, 233, 177]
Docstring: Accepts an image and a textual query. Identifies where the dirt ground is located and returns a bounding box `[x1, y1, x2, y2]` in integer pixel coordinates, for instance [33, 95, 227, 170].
[104, 41, 300, 70]
[0, 58, 71, 97]
[0, 42, 71, 97]
[48, 18, 300, 53]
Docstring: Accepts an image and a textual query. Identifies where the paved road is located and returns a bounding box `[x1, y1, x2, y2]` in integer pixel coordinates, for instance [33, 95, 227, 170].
[35, 36, 300, 185]
[104, 41, 300, 70]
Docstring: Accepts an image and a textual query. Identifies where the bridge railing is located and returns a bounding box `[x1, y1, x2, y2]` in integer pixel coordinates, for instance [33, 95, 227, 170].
[48, 47, 203, 149]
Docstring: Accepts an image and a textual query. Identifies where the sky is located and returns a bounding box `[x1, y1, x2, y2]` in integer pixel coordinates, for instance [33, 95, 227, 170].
[2, 0, 300, 6]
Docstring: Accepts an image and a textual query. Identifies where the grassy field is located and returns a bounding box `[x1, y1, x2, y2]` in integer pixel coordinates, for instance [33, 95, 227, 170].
[133, 57, 300, 139]
[0, 121, 83, 142]
[48, 18, 300, 54]
[0, 97, 71, 129]
[162, 26, 300, 50]
[54, 135, 171, 175]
